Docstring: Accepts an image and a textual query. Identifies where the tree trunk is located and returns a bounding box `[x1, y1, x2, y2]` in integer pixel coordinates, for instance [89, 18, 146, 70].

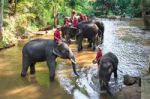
[141, 0, 150, 29]
[0, 0, 4, 41]
[53, 5, 59, 28]
[14, 0, 17, 15]
[53, 6, 56, 28]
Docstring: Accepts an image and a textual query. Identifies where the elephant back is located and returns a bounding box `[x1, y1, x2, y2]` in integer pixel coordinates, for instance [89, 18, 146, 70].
[77, 21, 99, 38]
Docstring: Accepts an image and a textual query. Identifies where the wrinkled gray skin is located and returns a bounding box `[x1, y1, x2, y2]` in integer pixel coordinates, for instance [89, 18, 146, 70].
[21, 39, 79, 81]
[61, 25, 78, 44]
[77, 21, 103, 51]
[99, 52, 118, 95]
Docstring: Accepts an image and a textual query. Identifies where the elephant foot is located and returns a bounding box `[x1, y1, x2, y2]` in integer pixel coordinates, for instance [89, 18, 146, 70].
[21, 72, 26, 77]
[30, 71, 35, 75]
[30, 74, 36, 78]
[50, 76, 55, 82]
[78, 48, 81, 52]
[92, 47, 96, 51]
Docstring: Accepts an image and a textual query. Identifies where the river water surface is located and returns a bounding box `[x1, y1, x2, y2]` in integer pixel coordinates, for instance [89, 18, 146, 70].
[0, 19, 150, 99]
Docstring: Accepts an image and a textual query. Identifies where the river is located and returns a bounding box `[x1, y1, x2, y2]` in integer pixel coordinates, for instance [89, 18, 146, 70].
[0, 19, 150, 99]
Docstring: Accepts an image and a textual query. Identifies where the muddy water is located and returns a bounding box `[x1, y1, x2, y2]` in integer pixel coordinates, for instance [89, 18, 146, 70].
[0, 19, 150, 99]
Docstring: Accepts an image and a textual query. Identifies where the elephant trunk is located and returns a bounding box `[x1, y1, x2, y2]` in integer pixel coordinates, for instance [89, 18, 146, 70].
[69, 56, 79, 76]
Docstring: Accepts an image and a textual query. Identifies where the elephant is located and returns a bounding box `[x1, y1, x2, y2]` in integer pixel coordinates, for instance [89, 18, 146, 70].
[21, 39, 79, 81]
[76, 21, 103, 51]
[94, 21, 104, 43]
[61, 25, 78, 44]
[98, 52, 118, 95]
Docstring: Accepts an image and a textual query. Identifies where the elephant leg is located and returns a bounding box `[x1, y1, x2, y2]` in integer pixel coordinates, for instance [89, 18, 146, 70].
[92, 38, 96, 51]
[88, 39, 92, 48]
[30, 62, 36, 75]
[47, 58, 56, 82]
[101, 32, 104, 44]
[114, 69, 118, 79]
[21, 57, 30, 77]
[66, 34, 71, 44]
[77, 36, 83, 51]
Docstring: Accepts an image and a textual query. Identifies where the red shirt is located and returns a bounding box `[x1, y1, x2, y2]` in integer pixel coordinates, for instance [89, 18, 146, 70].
[73, 18, 78, 28]
[64, 18, 69, 25]
[96, 49, 102, 63]
[80, 14, 84, 21]
[54, 29, 61, 41]
[83, 15, 88, 21]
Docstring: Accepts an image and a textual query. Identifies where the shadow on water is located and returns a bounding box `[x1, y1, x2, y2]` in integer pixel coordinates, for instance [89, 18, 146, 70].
[0, 19, 150, 99]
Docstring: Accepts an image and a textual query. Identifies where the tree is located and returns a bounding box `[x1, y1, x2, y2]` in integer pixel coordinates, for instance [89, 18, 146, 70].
[0, 0, 4, 41]
[69, 0, 76, 9]
[141, 0, 150, 29]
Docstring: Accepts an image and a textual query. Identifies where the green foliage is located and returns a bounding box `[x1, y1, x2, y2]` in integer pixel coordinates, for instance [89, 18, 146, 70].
[93, 0, 148, 17]
[0, 31, 16, 48]
[3, 20, 9, 27]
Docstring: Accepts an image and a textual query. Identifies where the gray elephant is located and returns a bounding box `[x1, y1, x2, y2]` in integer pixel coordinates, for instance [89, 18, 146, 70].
[99, 52, 118, 94]
[94, 21, 104, 43]
[76, 21, 103, 51]
[61, 25, 78, 44]
[21, 39, 79, 81]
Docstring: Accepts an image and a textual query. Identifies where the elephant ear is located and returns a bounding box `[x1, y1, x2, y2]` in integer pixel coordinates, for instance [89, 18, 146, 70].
[53, 48, 61, 57]
[52, 42, 66, 56]
[52, 44, 62, 56]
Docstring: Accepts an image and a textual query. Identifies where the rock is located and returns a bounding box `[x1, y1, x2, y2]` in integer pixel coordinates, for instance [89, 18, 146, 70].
[123, 75, 136, 85]
[113, 84, 141, 99]
[148, 55, 150, 72]
[142, 75, 150, 99]
[113, 75, 141, 99]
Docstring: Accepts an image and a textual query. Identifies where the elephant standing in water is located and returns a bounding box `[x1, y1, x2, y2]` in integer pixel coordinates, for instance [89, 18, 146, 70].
[76, 21, 104, 51]
[99, 52, 118, 94]
[21, 39, 79, 81]
[61, 25, 78, 44]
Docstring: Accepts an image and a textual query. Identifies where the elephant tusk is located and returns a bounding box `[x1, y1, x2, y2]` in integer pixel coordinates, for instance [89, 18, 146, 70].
[70, 58, 76, 64]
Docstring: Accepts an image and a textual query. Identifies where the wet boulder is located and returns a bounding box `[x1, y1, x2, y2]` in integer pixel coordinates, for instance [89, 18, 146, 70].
[123, 75, 141, 86]
[113, 75, 141, 99]
[123, 75, 136, 85]
[113, 84, 141, 99]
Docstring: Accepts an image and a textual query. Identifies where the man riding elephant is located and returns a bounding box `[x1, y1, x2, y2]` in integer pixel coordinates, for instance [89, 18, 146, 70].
[61, 18, 104, 50]
[21, 39, 79, 81]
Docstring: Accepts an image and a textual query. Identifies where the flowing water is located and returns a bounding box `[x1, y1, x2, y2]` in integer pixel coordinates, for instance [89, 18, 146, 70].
[0, 19, 150, 99]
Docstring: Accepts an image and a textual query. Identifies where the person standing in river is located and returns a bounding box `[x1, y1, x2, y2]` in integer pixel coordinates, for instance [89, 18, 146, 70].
[93, 46, 103, 68]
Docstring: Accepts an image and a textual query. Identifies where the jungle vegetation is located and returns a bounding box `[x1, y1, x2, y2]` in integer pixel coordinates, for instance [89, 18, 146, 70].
[0, 0, 150, 48]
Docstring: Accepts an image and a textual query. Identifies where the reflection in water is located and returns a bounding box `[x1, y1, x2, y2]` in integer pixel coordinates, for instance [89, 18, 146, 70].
[0, 19, 150, 99]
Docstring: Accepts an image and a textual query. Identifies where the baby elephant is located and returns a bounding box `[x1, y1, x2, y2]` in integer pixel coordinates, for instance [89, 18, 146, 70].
[99, 52, 118, 93]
